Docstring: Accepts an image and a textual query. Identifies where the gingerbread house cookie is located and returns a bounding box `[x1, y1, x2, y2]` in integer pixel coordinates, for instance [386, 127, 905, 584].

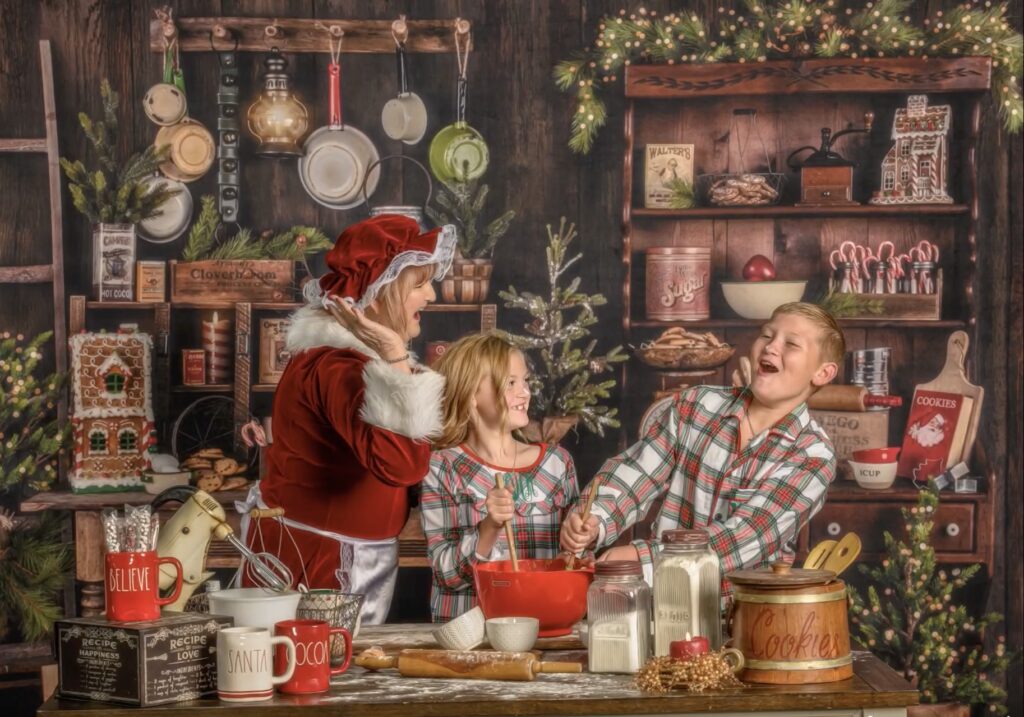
[69, 332, 155, 493]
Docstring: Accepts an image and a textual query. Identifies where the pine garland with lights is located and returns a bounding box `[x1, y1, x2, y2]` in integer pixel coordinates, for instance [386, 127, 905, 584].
[0, 332, 71, 643]
[0, 331, 68, 497]
[554, 1, 1023, 153]
[848, 483, 1020, 713]
[498, 219, 627, 436]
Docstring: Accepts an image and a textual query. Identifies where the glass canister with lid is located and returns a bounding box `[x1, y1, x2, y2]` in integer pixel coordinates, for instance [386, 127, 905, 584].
[586, 560, 652, 673]
[653, 528, 721, 655]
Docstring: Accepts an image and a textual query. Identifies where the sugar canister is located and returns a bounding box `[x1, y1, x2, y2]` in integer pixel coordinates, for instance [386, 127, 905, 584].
[653, 529, 721, 655]
[645, 247, 711, 321]
[587, 560, 651, 673]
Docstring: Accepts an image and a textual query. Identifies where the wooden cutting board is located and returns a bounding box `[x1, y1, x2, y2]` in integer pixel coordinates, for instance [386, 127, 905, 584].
[353, 623, 585, 654]
[913, 330, 984, 463]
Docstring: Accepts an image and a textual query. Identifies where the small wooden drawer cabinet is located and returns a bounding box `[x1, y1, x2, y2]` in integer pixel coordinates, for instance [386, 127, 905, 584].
[799, 479, 992, 571]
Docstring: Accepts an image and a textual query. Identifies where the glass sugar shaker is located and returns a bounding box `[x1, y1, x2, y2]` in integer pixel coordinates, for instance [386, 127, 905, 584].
[587, 560, 652, 673]
[653, 529, 722, 655]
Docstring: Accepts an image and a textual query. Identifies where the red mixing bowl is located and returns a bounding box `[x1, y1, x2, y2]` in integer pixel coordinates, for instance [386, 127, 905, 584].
[852, 446, 901, 463]
[474, 557, 594, 637]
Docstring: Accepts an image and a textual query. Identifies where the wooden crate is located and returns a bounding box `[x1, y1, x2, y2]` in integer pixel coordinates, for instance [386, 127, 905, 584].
[827, 271, 942, 321]
[169, 260, 294, 305]
[809, 408, 890, 480]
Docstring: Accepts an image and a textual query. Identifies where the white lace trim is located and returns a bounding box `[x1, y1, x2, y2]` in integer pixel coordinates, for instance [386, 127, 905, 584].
[304, 224, 457, 310]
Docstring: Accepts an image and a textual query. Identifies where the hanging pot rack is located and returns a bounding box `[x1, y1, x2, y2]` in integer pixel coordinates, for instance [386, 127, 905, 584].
[150, 14, 471, 55]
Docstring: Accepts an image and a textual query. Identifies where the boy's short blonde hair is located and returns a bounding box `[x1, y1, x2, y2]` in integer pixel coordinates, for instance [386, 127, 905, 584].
[771, 302, 846, 367]
[432, 332, 521, 450]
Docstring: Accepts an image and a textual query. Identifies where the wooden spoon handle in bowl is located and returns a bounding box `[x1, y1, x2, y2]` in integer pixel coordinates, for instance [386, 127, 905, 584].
[495, 473, 519, 571]
[566, 479, 599, 570]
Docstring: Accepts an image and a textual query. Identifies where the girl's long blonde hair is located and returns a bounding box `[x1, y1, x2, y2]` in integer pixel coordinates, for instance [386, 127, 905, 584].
[363, 263, 436, 336]
[433, 332, 520, 450]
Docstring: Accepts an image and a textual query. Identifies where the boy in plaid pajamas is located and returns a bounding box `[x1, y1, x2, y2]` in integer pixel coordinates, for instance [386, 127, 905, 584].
[421, 333, 579, 622]
[560, 302, 844, 593]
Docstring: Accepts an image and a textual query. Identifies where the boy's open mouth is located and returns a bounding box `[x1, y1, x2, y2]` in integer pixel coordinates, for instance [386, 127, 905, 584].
[759, 359, 779, 374]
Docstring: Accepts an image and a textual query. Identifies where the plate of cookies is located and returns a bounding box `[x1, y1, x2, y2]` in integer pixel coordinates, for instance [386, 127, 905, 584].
[181, 447, 251, 493]
[636, 327, 735, 370]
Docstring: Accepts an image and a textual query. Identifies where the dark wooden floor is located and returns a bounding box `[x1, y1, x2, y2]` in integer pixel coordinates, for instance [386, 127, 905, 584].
[0, 2, 1020, 713]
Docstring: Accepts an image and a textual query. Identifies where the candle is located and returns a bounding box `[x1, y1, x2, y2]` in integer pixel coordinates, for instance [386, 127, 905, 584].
[201, 311, 234, 384]
[670, 632, 710, 660]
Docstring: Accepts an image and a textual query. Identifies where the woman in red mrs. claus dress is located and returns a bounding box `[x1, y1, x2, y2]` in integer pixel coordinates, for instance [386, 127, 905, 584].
[238, 214, 456, 623]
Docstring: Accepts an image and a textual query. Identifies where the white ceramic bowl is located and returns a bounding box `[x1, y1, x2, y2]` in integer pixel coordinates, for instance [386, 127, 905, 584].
[433, 606, 486, 651]
[207, 588, 301, 631]
[485, 616, 540, 653]
[720, 280, 808, 319]
[848, 460, 898, 490]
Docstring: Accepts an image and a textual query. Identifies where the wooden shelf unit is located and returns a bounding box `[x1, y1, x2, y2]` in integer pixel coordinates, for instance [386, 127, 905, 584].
[619, 57, 994, 570]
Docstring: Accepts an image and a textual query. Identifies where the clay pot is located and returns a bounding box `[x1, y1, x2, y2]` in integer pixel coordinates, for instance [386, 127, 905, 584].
[907, 704, 970, 717]
[521, 415, 579, 444]
[440, 258, 492, 304]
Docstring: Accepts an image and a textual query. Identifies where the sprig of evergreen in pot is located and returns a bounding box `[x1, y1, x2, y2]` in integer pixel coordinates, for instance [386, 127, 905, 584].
[60, 79, 179, 224]
[426, 180, 515, 259]
[848, 483, 1020, 714]
[498, 218, 627, 437]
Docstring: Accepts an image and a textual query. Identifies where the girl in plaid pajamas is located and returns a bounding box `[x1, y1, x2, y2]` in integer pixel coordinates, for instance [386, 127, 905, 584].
[420, 333, 579, 622]
[561, 302, 844, 593]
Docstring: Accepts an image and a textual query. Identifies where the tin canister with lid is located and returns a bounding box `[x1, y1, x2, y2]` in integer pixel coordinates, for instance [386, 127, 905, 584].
[652, 529, 721, 655]
[586, 560, 651, 673]
[645, 247, 711, 321]
[726, 562, 852, 684]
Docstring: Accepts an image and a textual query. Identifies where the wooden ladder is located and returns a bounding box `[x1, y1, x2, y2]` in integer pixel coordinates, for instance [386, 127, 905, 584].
[0, 39, 68, 450]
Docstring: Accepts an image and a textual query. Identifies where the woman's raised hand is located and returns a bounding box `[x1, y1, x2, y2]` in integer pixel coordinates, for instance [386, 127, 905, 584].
[325, 296, 407, 361]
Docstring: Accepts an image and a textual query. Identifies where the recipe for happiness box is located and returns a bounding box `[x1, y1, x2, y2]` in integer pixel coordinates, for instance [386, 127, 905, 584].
[55, 612, 233, 706]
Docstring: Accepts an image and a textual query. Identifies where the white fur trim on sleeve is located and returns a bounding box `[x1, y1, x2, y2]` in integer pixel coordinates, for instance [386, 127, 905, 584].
[360, 359, 445, 441]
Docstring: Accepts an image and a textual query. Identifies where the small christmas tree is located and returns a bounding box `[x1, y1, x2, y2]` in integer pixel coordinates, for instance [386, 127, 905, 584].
[849, 483, 1019, 714]
[499, 218, 626, 437]
[0, 331, 71, 643]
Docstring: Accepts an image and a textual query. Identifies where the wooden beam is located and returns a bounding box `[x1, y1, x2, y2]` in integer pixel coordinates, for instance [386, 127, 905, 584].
[0, 138, 46, 152]
[0, 264, 55, 283]
[626, 57, 992, 98]
[150, 17, 471, 54]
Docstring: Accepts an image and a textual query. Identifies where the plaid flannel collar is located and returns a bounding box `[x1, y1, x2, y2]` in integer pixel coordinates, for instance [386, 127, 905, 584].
[725, 386, 810, 443]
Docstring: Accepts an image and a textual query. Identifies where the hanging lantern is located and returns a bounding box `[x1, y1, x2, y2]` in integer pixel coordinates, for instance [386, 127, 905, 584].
[246, 49, 309, 157]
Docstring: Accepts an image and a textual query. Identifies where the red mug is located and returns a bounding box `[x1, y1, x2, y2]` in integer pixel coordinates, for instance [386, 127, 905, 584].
[105, 550, 183, 622]
[274, 619, 352, 694]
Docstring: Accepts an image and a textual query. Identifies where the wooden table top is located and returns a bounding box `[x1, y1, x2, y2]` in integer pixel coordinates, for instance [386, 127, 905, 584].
[39, 625, 918, 717]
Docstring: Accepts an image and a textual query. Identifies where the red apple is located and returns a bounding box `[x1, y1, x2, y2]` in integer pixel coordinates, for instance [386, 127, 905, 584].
[742, 254, 776, 281]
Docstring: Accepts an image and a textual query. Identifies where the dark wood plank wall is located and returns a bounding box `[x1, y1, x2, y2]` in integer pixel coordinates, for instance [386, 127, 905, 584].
[0, 1, 1020, 710]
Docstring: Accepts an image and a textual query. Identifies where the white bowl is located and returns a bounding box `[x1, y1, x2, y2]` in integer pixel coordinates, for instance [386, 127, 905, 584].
[207, 588, 301, 631]
[848, 460, 898, 490]
[720, 280, 807, 319]
[433, 606, 486, 651]
[485, 616, 540, 653]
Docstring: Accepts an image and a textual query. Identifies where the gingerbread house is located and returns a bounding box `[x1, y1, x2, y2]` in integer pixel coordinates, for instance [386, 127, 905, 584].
[871, 95, 953, 205]
[69, 332, 155, 493]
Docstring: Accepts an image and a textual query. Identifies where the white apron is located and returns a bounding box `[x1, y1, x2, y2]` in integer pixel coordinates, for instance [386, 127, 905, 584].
[236, 482, 399, 624]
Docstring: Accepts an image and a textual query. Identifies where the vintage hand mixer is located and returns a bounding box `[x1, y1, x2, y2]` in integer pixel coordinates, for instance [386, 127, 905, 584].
[152, 486, 292, 610]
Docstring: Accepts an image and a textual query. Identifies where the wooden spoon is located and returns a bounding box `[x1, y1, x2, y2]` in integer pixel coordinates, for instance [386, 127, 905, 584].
[566, 479, 599, 570]
[821, 532, 861, 577]
[803, 539, 837, 570]
[494, 473, 519, 571]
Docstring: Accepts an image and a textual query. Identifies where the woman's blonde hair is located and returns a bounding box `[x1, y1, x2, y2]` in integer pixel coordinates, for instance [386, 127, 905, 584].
[363, 263, 436, 336]
[433, 332, 521, 450]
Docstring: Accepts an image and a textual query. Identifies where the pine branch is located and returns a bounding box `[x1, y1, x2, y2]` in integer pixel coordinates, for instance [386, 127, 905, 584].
[182, 195, 220, 262]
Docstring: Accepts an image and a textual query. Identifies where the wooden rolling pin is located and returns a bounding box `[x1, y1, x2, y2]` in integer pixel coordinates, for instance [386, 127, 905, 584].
[807, 385, 902, 412]
[354, 648, 582, 681]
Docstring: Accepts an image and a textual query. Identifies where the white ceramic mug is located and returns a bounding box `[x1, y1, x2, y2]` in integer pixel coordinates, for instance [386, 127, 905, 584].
[217, 626, 296, 702]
